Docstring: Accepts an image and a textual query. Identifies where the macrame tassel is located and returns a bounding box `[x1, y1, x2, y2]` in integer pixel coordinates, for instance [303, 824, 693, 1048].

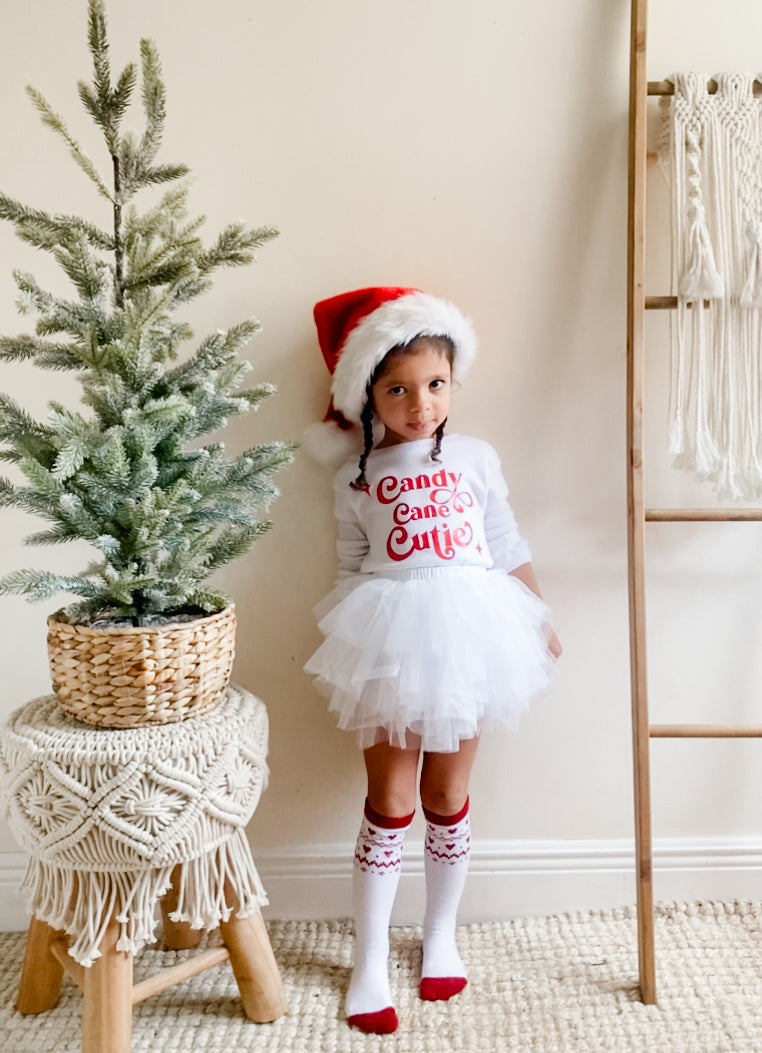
[667, 308, 688, 457]
[691, 312, 721, 477]
[19, 859, 174, 965]
[678, 129, 724, 302]
[168, 835, 268, 930]
[19, 837, 268, 967]
[740, 221, 762, 306]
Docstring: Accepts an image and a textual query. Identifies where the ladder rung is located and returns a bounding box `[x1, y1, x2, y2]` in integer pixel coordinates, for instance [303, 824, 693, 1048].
[651, 725, 762, 738]
[645, 296, 710, 309]
[646, 508, 762, 521]
[648, 79, 762, 98]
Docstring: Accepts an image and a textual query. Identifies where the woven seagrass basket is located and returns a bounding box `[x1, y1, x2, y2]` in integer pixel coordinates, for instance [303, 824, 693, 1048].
[46, 605, 236, 728]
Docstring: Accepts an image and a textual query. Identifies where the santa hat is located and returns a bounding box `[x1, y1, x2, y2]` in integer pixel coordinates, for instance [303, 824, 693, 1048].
[305, 286, 477, 463]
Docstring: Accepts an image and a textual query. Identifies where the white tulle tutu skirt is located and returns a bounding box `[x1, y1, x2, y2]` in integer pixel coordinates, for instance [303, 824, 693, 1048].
[305, 566, 555, 753]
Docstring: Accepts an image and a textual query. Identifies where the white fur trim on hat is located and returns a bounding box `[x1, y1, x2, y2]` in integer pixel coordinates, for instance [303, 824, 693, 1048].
[302, 418, 387, 467]
[331, 292, 477, 424]
[302, 421, 362, 465]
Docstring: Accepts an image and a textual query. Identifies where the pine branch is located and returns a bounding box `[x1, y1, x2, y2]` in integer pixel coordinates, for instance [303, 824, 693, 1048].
[37, 347, 87, 371]
[143, 163, 191, 188]
[122, 159, 189, 193]
[138, 38, 165, 165]
[13, 269, 55, 315]
[47, 403, 87, 437]
[78, 1, 136, 150]
[163, 321, 261, 389]
[177, 442, 290, 495]
[77, 61, 136, 152]
[57, 491, 111, 542]
[198, 223, 279, 274]
[63, 597, 127, 620]
[53, 234, 110, 301]
[0, 335, 82, 370]
[182, 502, 260, 527]
[51, 438, 88, 480]
[25, 87, 112, 201]
[229, 441, 299, 482]
[13, 270, 115, 341]
[0, 193, 114, 250]
[16, 459, 67, 506]
[111, 63, 138, 127]
[199, 522, 271, 575]
[1, 487, 64, 519]
[0, 477, 19, 507]
[124, 448, 159, 492]
[233, 383, 279, 411]
[87, 0, 111, 106]
[0, 568, 104, 602]
[90, 428, 130, 477]
[24, 525, 81, 545]
[185, 588, 231, 612]
[122, 211, 205, 292]
[0, 395, 55, 453]
[123, 183, 195, 238]
[93, 533, 122, 559]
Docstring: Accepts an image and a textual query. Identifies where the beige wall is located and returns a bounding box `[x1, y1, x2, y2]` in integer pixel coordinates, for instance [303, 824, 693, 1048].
[2, 0, 762, 915]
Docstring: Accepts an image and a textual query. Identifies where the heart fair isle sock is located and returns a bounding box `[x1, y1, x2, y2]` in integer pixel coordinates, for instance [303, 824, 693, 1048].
[420, 798, 471, 1001]
[345, 799, 414, 1035]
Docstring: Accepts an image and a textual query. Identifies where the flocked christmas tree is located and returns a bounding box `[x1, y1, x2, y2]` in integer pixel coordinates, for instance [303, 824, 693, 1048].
[0, 0, 295, 625]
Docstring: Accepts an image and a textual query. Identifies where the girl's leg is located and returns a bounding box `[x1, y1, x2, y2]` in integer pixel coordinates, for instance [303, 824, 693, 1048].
[419, 737, 479, 1001]
[346, 737, 421, 1035]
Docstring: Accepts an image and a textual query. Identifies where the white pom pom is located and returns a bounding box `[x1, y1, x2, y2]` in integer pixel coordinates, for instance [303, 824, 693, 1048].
[302, 421, 362, 465]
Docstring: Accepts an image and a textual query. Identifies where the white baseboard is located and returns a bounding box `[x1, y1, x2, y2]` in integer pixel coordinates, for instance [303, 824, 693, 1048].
[2, 839, 762, 931]
[257, 836, 762, 924]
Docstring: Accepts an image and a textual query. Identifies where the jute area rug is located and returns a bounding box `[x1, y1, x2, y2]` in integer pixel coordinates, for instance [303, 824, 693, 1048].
[1, 901, 761, 1052]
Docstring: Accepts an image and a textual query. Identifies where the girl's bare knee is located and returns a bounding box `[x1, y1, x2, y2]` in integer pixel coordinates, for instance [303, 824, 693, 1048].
[419, 786, 467, 817]
[419, 740, 478, 816]
[364, 741, 420, 818]
[366, 787, 416, 818]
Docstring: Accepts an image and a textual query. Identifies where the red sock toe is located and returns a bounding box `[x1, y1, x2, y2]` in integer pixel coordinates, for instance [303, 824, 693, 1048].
[347, 1007, 399, 1034]
[420, 976, 468, 1002]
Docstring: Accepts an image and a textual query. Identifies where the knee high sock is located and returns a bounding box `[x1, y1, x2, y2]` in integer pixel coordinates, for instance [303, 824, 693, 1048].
[345, 799, 414, 1034]
[421, 799, 471, 1001]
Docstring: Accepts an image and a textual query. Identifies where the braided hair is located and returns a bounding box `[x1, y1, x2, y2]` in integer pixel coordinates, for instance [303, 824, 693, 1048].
[349, 397, 376, 491]
[350, 335, 454, 490]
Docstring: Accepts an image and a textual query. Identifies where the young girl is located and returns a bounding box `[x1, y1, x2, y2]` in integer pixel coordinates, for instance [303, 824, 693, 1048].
[305, 286, 560, 1036]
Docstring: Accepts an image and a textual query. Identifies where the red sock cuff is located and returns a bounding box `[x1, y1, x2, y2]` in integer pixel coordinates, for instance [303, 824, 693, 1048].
[422, 797, 470, 826]
[364, 798, 415, 829]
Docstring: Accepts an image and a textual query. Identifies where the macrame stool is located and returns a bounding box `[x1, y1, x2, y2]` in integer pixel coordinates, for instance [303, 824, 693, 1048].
[0, 684, 287, 1053]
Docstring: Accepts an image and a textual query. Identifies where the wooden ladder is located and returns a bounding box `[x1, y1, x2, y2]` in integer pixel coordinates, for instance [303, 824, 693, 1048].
[627, 0, 762, 1005]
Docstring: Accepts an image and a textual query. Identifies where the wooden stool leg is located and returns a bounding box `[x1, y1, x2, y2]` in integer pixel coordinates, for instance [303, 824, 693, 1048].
[219, 885, 287, 1023]
[16, 916, 66, 1014]
[160, 865, 203, 950]
[82, 916, 133, 1053]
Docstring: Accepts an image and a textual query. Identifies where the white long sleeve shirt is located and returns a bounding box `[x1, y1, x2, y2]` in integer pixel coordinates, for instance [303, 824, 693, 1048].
[333, 434, 531, 577]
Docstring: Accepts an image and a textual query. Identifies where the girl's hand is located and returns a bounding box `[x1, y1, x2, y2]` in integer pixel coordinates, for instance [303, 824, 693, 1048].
[547, 630, 562, 659]
[509, 564, 562, 659]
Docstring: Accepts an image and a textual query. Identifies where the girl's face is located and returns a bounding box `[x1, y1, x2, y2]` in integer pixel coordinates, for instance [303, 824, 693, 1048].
[372, 341, 452, 447]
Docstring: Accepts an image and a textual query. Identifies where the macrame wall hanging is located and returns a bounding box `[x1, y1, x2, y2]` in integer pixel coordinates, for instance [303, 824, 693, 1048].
[658, 72, 762, 500]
